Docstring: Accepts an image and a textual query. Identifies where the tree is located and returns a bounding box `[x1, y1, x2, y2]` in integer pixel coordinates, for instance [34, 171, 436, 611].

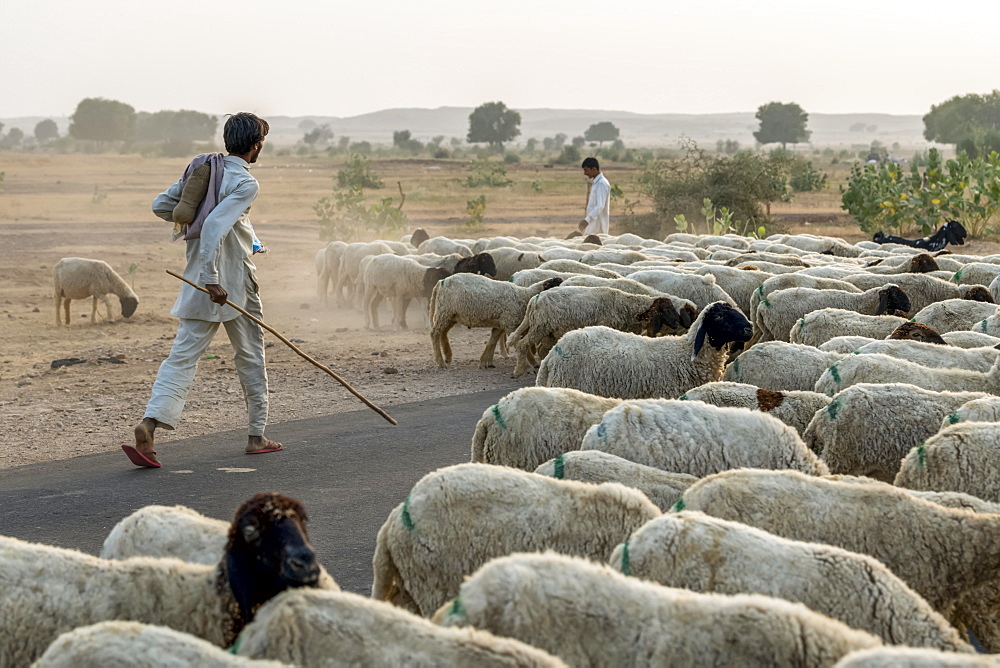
[467, 101, 521, 151]
[923, 90, 1000, 154]
[34, 119, 59, 143]
[753, 101, 811, 148]
[137, 110, 217, 143]
[1, 127, 24, 148]
[584, 121, 620, 146]
[393, 130, 411, 147]
[303, 124, 333, 146]
[571, 136, 586, 149]
[69, 97, 137, 143]
[554, 133, 568, 149]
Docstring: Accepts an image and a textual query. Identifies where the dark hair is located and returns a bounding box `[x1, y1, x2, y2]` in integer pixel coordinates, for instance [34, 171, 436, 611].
[581, 157, 600, 170]
[224, 112, 270, 155]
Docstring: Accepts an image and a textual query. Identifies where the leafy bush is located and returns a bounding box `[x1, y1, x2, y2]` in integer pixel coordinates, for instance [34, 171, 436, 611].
[503, 152, 520, 164]
[313, 185, 406, 241]
[337, 154, 383, 189]
[554, 145, 582, 165]
[789, 159, 828, 192]
[466, 195, 487, 229]
[840, 148, 1000, 237]
[464, 159, 512, 188]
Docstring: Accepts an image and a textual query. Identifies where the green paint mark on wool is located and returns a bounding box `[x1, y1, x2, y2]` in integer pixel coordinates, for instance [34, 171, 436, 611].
[596, 423, 607, 440]
[762, 295, 772, 308]
[827, 398, 841, 420]
[553, 454, 565, 479]
[620, 541, 631, 576]
[797, 317, 805, 333]
[670, 497, 686, 513]
[829, 364, 841, 384]
[491, 404, 507, 431]
[227, 633, 243, 655]
[980, 319, 989, 333]
[678, 393, 689, 400]
[447, 596, 466, 620]
[731, 358, 740, 377]
[953, 268, 964, 283]
[508, 276, 514, 282]
[948, 412, 961, 425]
[917, 444, 927, 468]
[552, 344, 565, 359]
[401, 496, 415, 532]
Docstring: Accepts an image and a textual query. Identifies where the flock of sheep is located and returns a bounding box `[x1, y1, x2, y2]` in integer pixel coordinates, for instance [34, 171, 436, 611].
[13, 226, 1000, 665]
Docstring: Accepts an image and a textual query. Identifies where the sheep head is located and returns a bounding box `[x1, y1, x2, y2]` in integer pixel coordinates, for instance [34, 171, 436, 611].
[454, 252, 496, 278]
[963, 286, 995, 303]
[637, 297, 679, 337]
[410, 228, 430, 248]
[422, 268, 452, 299]
[119, 296, 138, 318]
[692, 302, 753, 359]
[539, 277, 563, 292]
[907, 254, 939, 273]
[582, 234, 602, 246]
[876, 285, 910, 316]
[888, 322, 947, 345]
[218, 493, 321, 642]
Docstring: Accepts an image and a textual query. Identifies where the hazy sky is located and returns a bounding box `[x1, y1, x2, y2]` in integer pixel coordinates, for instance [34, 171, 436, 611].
[3, 0, 996, 119]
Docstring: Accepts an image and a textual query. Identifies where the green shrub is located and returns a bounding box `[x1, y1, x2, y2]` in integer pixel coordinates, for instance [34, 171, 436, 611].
[503, 152, 520, 164]
[466, 194, 487, 229]
[465, 159, 512, 188]
[554, 145, 581, 165]
[313, 185, 405, 241]
[337, 154, 383, 189]
[789, 159, 828, 192]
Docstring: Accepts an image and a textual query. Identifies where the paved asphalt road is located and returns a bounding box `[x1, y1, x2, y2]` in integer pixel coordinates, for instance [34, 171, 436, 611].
[0, 387, 517, 595]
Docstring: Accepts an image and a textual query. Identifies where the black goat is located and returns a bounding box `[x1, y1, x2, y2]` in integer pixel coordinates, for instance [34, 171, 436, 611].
[873, 219, 967, 252]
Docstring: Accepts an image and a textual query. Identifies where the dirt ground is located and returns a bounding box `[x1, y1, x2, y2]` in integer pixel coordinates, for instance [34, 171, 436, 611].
[0, 151, 991, 471]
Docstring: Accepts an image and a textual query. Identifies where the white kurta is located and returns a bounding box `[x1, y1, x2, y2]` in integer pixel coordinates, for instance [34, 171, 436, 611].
[583, 172, 611, 235]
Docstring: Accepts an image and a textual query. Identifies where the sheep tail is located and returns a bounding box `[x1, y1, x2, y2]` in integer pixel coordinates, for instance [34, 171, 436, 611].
[371, 511, 401, 602]
[428, 278, 441, 322]
[470, 411, 490, 462]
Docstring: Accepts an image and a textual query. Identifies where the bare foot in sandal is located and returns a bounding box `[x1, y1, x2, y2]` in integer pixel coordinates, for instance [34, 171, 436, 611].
[133, 418, 161, 465]
[247, 436, 283, 455]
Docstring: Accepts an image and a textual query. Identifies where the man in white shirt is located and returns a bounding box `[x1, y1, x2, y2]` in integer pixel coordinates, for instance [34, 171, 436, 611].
[123, 112, 280, 468]
[577, 157, 610, 235]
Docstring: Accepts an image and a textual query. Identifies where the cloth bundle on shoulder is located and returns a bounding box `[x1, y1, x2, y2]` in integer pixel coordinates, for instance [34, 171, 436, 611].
[171, 153, 225, 240]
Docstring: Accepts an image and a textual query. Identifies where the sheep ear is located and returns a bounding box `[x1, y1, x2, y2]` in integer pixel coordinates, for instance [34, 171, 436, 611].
[692, 321, 708, 361]
[241, 522, 260, 544]
[680, 305, 697, 329]
[876, 290, 889, 315]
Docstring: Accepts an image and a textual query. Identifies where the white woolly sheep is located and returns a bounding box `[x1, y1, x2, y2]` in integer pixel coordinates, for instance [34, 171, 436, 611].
[608, 511, 970, 652]
[951, 261, 1000, 289]
[536, 259, 621, 278]
[539, 247, 586, 262]
[510, 287, 697, 377]
[316, 240, 347, 306]
[53, 257, 139, 326]
[845, 272, 993, 313]
[768, 234, 864, 257]
[332, 241, 394, 307]
[751, 284, 911, 344]
[819, 336, 880, 353]
[234, 588, 567, 667]
[834, 646, 1000, 667]
[852, 338, 997, 372]
[694, 234, 752, 249]
[485, 247, 543, 281]
[725, 251, 809, 268]
[470, 387, 622, 470]
[795, 264, 868, 280]
[435, 551, 882, 667]
[942, 330, 1000, 347]
[747, 274, 862, 323]
[536, 302, 753, 399]
[912, 298, 1000, 333]
[534, 450, 697, 511]
[723, 341, 848, 391]
[371, 463, 661, 616]
[558, 275, 697, 308]
[694, 265, 775, 317]
[580, 399, 829, 476]
[731, 260, 803, 274]
[361, 254, 442, 330]
[626, 270, 738, 311]
[805, 383, 988, 481]
[895, 422, 1000, 503]
[579, 249, 652, 265]
[509, 268, 578, 287]
[789, 309, 910, 347]
[429, 274, 562, 369]
[862, 252, 941, 275]
[32, 621, 289, 667]
[0, 493, 330, 666]
[679, 381, 831, 436]
[676, 468, 1000, 611]
[815, 352, 1000, 396]
[416, 236, 473, 257]
[941, 396, 1000, 428]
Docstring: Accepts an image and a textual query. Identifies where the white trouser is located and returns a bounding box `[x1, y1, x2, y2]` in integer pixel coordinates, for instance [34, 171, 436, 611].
[144, 286, 268, 436]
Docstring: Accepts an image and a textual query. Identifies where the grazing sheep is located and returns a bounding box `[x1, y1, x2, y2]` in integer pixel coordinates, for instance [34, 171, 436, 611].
[453, 251, 498, 277]
[804, 383, 988, 480]
[371, 463, 660, 617]
[362, 254, 446, 330]
[534, 451, 697, 511]
[32, 621, 290, 667]
[747, 274, 861, 323]
[559, 274, 696, 307]
[815, 352, 1000, 396]
[751, 284, 911, 344]
[895, 422, 1000, 503]
[626, 270, 738, 311]
[942, 329, 1000, 348]
[536, 259, 621, 278]
[53, 257, 139, 326]
[676, 468, 1000, 611]
[510, 287, 696, 377]
[536, 302, 753, 399]
[234, 589, 567, 667]
[581, 399, 829, 476]
[723, 341, 848, 391]
[0, 493, 327, 666]
[470, 387, 622, 469]
[844, 273, 993, 313]
[694, 265, 775, 317]
[912, 298, 1000, 333]
[852, 338, 998, 372]
[679, 381, 831, 435]
[429, 275, 562, 369]
[789, 309, 911, 347]
[435, 552, 882, 668]
[609, 511, 971, 652]
[834, 646, 999, 667]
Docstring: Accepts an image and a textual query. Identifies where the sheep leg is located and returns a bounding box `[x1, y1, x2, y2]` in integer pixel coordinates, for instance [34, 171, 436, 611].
[91, 296, 99, 323]
[368, 292, 383, 331]
[63, 297, 72, 326]
[431, 319, 455, 367]
[54, 290, 62, 327]
[396, 297, 410, 331]
[480, 328, 503, 368]
[317, 268, 330, 307]
[513, 337, 536, 378]
[102, 295, 115, 323]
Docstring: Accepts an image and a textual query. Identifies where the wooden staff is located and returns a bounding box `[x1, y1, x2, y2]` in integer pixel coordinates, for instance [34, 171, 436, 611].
[167, 270, 397, 426]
